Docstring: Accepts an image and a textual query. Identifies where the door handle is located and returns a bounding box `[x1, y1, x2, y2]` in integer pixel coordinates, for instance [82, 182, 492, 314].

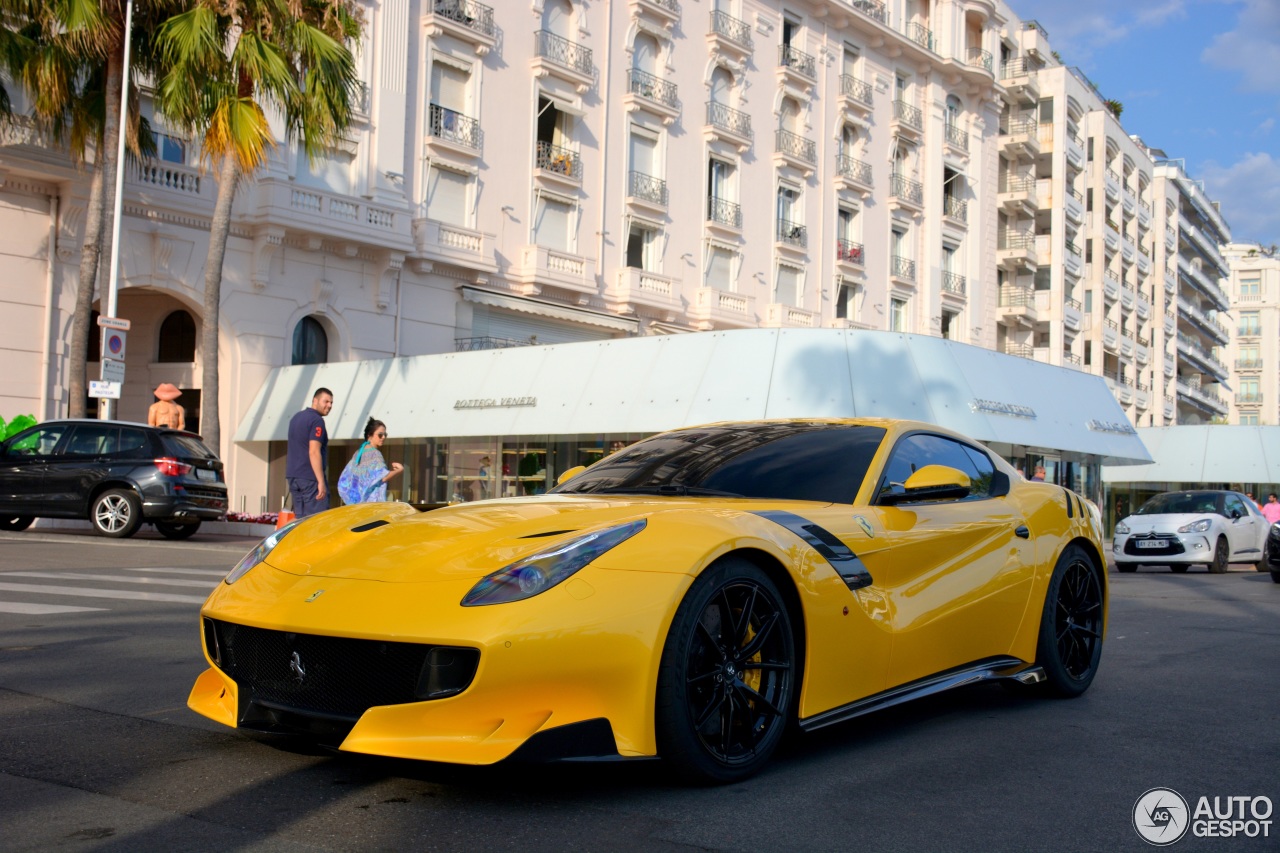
[1014, 525, 1030, 539]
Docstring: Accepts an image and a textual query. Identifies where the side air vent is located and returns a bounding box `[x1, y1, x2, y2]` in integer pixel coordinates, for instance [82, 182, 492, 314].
[519, 529, 576, 539]
[351, 519, 390, 533]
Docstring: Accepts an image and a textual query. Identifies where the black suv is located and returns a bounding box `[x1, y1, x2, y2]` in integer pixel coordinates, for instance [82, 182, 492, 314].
[0, 419, 227, 538]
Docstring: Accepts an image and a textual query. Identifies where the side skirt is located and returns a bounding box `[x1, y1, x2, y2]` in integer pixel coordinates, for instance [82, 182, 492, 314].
[798, 657, 1042, 733]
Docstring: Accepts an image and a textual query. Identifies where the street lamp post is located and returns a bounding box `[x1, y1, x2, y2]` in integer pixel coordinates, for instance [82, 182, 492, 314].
[101, 0, 134, 421]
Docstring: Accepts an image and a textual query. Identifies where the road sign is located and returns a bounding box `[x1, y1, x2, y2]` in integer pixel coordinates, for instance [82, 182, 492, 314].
[96, 316, 131, 331]
[102, 329, 127, 361]
[100, 357, 126, 385]
[89, 380, 121, 399]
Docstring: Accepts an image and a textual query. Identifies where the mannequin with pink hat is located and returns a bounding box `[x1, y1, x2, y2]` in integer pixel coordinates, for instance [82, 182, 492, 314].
[148, 383, 186, 430]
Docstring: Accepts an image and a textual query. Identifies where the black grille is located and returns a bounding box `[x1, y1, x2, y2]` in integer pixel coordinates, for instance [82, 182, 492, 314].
[1123, 535, 1185, 557]
[205, 619, 476, 721]
[183, 486, 227, 504]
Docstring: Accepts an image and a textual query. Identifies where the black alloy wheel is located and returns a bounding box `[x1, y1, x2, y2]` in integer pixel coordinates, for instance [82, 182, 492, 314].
[1037, 544, 1104, 697]
[0, 515, 34, 532]
[156, 520, 202, 540]
[656, 558, 795, 784]
[1209, 537, 1229, 574]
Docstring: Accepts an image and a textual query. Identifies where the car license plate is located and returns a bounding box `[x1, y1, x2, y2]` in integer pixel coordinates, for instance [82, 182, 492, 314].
[1135, 539, 1166, 549]
[196, 468, 217, 482]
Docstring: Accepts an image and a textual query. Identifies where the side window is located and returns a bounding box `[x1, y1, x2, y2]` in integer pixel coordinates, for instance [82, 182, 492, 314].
[7, 425, 69, 457]
[64, 425, 119, 457]
[1224, 494, 1246, 518]
[876, 433, 993, 503]
[117, 428, 151, 458]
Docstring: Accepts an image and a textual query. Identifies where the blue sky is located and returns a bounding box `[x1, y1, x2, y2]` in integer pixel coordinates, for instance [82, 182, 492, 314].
[1011, 0, 1279, 247]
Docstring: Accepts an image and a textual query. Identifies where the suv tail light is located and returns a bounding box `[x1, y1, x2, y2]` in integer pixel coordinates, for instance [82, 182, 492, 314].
[155, 457, 193, 477]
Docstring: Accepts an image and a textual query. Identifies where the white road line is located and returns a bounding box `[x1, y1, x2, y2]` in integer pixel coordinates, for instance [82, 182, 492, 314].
[0, 582, 206, 604]
[4, 571, 217, 589]
[126, 567, 229, 578]
[0, 602, 107, 614]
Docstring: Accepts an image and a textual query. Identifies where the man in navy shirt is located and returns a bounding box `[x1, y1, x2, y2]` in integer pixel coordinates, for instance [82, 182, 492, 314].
[286, 387, 334, 518]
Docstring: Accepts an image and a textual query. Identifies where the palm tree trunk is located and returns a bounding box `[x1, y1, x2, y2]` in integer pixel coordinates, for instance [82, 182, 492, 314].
[199, 153, 239, 453]
[67, 162, 106, 417]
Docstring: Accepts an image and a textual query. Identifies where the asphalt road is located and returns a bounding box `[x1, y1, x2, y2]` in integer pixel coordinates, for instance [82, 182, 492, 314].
[1, 530, 1277, 853]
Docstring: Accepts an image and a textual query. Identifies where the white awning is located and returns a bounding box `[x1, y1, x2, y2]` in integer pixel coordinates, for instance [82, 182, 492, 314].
[1103, 426, 1280, 483]
[460, 287, 638, 332]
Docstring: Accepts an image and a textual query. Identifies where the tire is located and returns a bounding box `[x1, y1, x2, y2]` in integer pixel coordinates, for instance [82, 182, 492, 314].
[1254, 541, 1269, 573]
[90, 489, 142, 538]
[156, 520, 201, 540]
[1115, 562, 1137, 574]
[0, 515, 34, 532]
[1271, 571, 1280, 585]
[1035, 544, 1104, 698]
[655, 557, 796, 784]
[1170, 565, 1189, 574]
[1209, 537, 1229, 574]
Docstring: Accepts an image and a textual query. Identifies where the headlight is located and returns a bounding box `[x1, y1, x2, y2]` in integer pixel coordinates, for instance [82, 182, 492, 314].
[225, 520, 301, 584]
[462, 519, 647, 606]
[1177, 518, 1213, 534]
[1115, 522, 1129, 535]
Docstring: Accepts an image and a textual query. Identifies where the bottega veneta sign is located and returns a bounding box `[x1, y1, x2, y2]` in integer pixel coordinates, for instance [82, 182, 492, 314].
[454, 397, 538, 410]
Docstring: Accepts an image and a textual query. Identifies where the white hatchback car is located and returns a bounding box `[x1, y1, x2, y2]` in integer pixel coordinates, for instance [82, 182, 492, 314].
[1114, 490, 1270, 573]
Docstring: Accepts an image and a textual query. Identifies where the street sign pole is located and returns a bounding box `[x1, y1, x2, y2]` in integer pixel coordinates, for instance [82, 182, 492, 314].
[102, 0, 135, 422]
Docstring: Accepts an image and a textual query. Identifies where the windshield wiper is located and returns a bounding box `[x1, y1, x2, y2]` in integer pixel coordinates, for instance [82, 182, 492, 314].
[585, 484, 745, 498]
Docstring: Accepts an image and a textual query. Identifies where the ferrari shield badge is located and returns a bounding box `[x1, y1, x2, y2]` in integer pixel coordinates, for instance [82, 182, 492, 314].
[854, 515, 874, 538]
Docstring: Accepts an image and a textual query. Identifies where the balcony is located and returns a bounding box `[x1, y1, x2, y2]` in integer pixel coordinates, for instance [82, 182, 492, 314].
[708, 10, 752, 58]
[997, 286, 1038, 325]
[889, 173, 923, 211]
[511, 244, 597, 298]
[836, 155, 873, 195]
[764, 303, 819, 328]
[533, 30, 593, 91]
[1064, 131, 1085, 171]
[1164, 269, 1176, 295]
[904, 22, 935, 52]
[1102, 218, 1120, 251]
[424, 0, 496, 54]
[997, 229, 1037, 268]
[412, 219, 496, 274]
[1236, 358, 1263, 371]
[534, 141, 582, 184]
[774, 128, 816, 173]
[998, 174, 1037, 214]
[1177, 254, 1230, 311]
[455, 336, 534, 352]
[706, 196, 743, 231]
[1122, 189, 1136, 217]
[1236, 392, 1264, 406]
[1102, 272, 1120, 302]
[1176, 380, 1228, 416]
[1063, 298, 1084, 332]
[1064, 241, 1083, 278]
[1136, 341, 1151, 365]
[966, 48, 993, 74]
[943, 122, 968, 154]
[999, 111, 1039, 158]
[1137, 250, 1151, 276]
[690, 286, 756, 330]
[1136, 294, 1151, 320]
[1165, 226, 1177, 252]
[943, 195, 968, 224]
[1103, 168, 1121, 202]
[891, 255, 917, 283]
[839, 75, 873, 116]
[626, 170, 668, 209]
[250, 178, 411, 255]
[705, 101, 753, 151]
[1121, 236, 1136, 265]
[776, 218, 807, 249]
[607, 268, 681, 320]
[892, 100, 923, 139]
[1064, 188, 1084, 225]
[1176, 295, 1230, 345]
[626, 69, 679, 123]
[836, 239, 865, 267]
[629, 0, 681, 28]
[851, 0, 887, 25]
[1000, 57, 1041, 104]
[1176, 337, 1229, 381]
[1136, 200, 1152, 232]
[1121, 285, 1135, 310]
[941, 271, 966, 296]
[778, 44, 816, 83]
[1102, 319, 1119, 353]
[427, 104, 482, 154]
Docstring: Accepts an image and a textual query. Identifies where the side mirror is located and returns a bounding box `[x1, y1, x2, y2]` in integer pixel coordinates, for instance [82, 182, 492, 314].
[557, 465, 586, 486]
[881, 465, 972, 505]
[1230, 508, 1242, 520]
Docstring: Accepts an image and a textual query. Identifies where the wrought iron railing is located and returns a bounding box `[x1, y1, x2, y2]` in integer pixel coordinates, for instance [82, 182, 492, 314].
[535, 140, 582, 179]
[999, 286, 1035, 307]
[429, 104, 482, 150]
[890, 172, 923, 204]
[777, 219, 807, 247]
[998, 230, 1035, 250]
[710, 10, 752, 48]
[535, 30, 592, 75]
[455, 336, 533, 352]
[966, 48, 992, 71]
[628, 68, 678, 108]
[904, 22, 934, 51]
[851, 0, 887, 24]
[891, 254, 916, 281]
[707, 196, 742, 228]
[775, 129, 816, 164]
[941, 271, 966, 294]
[943, 195, 967, 221]
[837, 155, 872, 185]
[1000, 57, 1042, 78]
[893, 99, 923, 130]
[840, 75, 873, 107]
[944, 122, 968, 150]
[431, 0, 496, 37]
[628, 171, 668, 206]
[1002, 112, 1036, 135]
[1000, 174, 1036, 194]
[779, 45, 816, 77]
[706, 101, 753, 138]
[836, 239, 865, 265]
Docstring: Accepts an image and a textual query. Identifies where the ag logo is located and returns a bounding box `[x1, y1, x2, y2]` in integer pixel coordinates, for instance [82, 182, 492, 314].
[1133, 787, 1190, 845]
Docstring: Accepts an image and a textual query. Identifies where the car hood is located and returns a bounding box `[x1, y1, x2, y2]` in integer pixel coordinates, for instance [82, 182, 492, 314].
[262, 495, 796, 583]
[1121, 513, 1219, 534]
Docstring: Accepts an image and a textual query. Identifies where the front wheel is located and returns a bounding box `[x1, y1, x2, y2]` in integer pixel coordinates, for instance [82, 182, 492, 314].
[1035, 544, 1104, 698]
[91, 489, 141, 538]
[1209, 537, 1229, 574]
[0, 515, 34, 532]
[655, 558, 795, 784]
[156, 520, 201, 540]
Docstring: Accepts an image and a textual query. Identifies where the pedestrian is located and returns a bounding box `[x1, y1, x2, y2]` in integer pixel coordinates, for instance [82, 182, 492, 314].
[286, 387, 333, 518]
[1246, 492, 1262, 511]
[148, 383, 186, 430]
[337, 417, 404, 504]
[1262, 493, 1280, 526]
[1031, 464, 1046, 482]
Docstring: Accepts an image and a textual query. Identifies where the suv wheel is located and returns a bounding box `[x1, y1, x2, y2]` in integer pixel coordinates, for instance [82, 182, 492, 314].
[156, 520, 201, 540]
[91, 489, 142, 538]
[0, 515, 34, 532]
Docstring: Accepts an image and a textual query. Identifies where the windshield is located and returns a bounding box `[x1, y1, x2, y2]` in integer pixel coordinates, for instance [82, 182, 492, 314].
[1135, 492, 1222, 516]
[551, 423, 886, 504]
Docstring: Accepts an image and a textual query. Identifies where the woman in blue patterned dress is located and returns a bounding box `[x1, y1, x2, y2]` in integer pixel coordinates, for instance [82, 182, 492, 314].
[338, 418, 404, 504]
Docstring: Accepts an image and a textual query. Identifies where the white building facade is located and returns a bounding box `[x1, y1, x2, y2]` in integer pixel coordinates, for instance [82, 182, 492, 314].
[1224, 243, 1280, 426]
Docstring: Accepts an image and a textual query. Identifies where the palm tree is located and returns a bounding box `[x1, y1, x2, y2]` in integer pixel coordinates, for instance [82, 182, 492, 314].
[154, 0, 361, 453]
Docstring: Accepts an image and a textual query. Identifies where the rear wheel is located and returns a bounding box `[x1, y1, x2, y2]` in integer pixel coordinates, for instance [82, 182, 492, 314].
[1036, 544, 1103, 698]
[1254, 541, 1269, 573]
[655, 558, 795, 784]
[1208, 537, 1229, 574]
[156, 520, 201, 540]
[90, 489, 141, 538]
[0, 515, 34, 532]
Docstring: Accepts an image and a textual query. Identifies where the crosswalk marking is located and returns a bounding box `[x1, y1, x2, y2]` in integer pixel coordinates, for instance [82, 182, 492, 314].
[0, 602, 106, 614]
[6, 571, 218, 590]
[0, 582, 207, 604]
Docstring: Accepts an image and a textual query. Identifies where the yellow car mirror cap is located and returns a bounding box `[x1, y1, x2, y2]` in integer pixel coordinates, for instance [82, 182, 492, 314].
[557, 465, 586, 486]
[904, 464, 970, 492]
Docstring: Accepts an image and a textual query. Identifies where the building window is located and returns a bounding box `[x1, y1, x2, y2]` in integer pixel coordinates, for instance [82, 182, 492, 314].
[533, 196, 573, 251]
[705, 244, 735, 291]
[292, 316, 329, 366]
[429, 56, 473, 141]
[1240, 311, 1261, 336]
[157, 133, 186, 164]
[775, 264, 802, 307]
[1241, 414, 1259, 425]
[776, 184, 802, 242]
[625, 220, 660, 271]
[425, 165, 471, 226]
[157, 310, 196, 362]
[536, 95, 575, 171]
[889, 297, 908, 332]
[940, 310, 959, 340]
[835, 279, 859, 320]
[1240, 276, 1260, 300]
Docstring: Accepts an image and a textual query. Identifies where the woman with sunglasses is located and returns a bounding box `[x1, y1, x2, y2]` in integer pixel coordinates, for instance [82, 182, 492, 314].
[337, 417, 405, 504]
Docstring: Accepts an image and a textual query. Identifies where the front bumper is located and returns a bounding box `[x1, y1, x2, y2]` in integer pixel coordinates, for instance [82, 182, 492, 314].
[1113, 532, 1214, 565]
